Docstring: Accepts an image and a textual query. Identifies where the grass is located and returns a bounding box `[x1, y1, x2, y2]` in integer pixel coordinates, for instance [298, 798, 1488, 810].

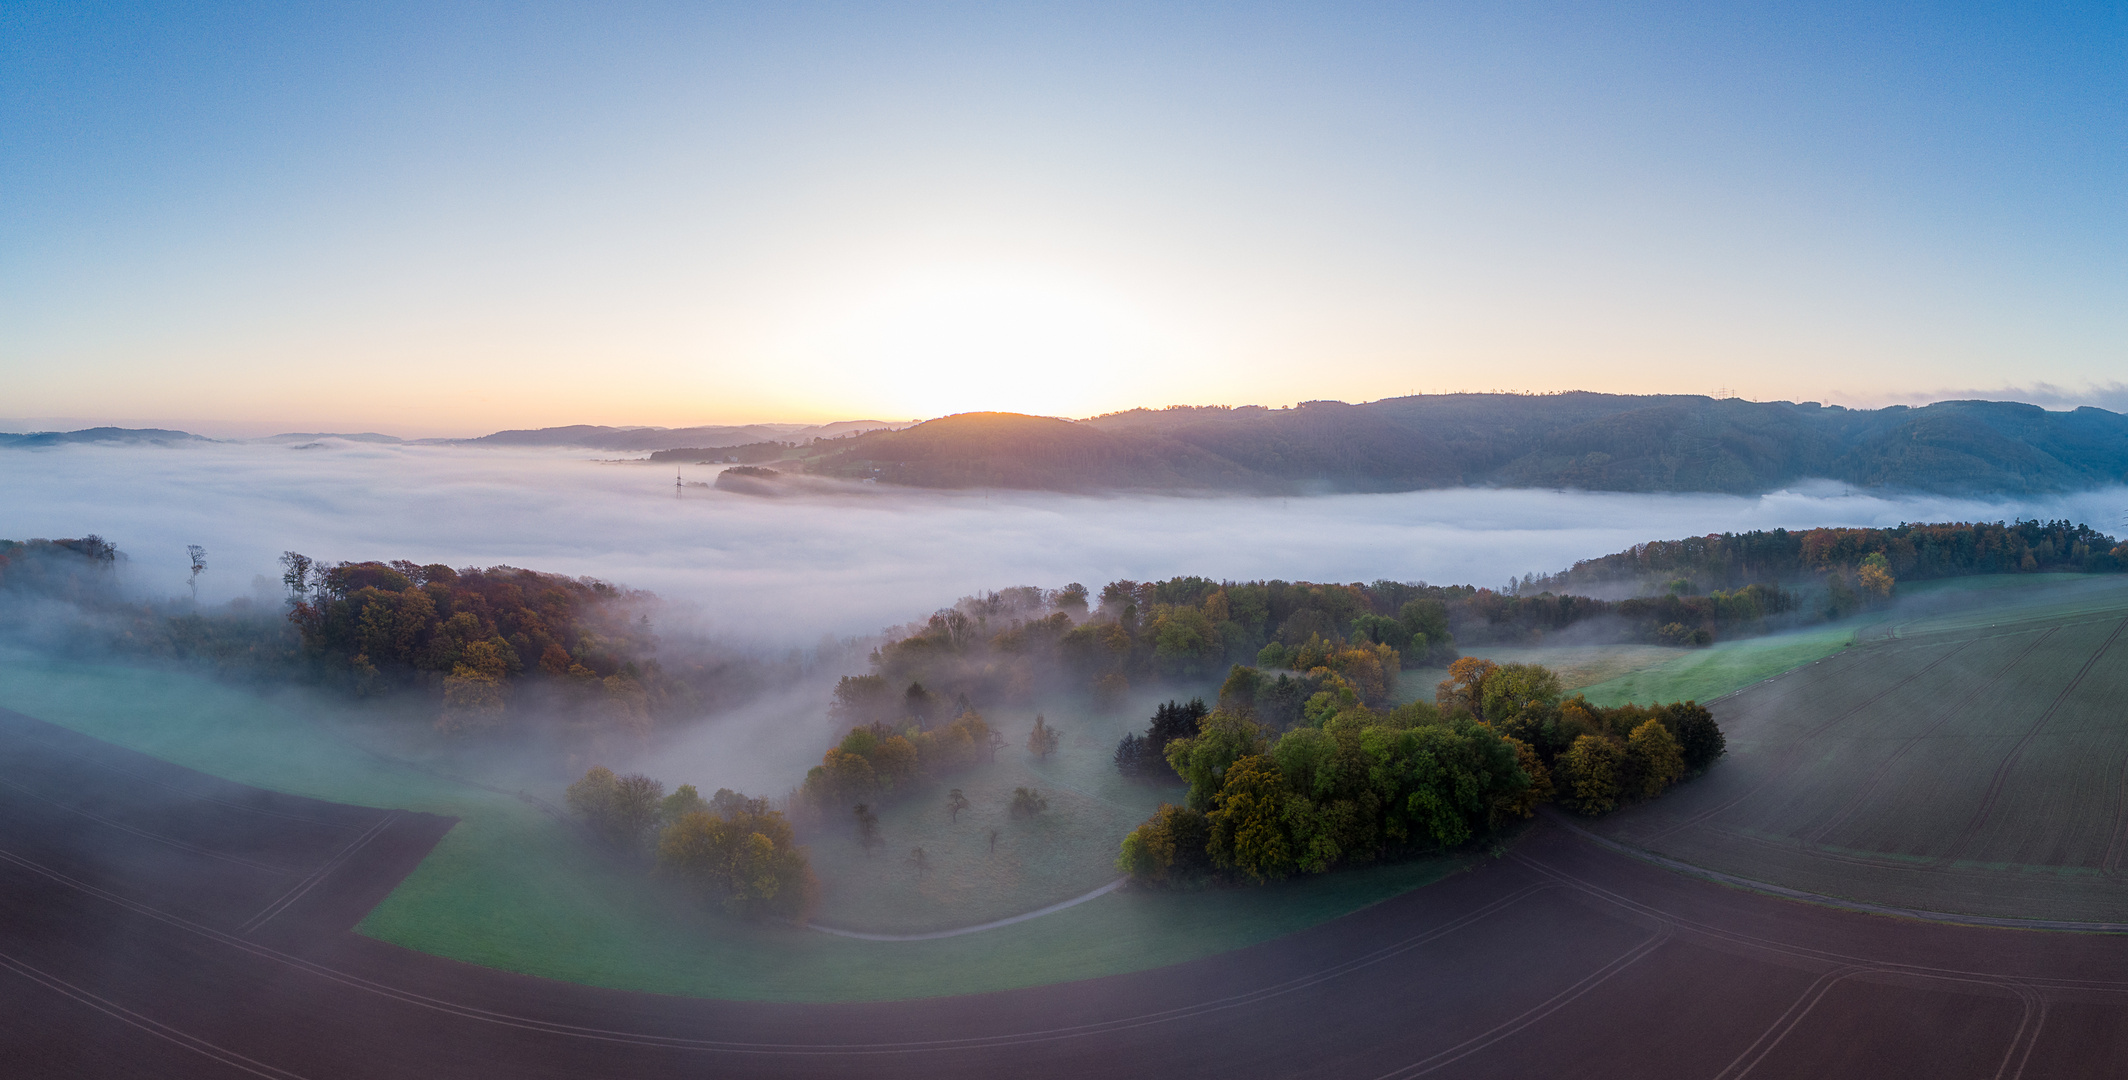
[1572, 625, 1859, 708]
[0, 650, 1472, 1001]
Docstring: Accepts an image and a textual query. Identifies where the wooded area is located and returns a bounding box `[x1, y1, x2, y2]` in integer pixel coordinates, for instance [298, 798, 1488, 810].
[1115, 658, 1722, 886]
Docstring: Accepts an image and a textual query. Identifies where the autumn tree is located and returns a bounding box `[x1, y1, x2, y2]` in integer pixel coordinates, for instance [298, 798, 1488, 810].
[657, 796, 813, 918]
[1626, 719, 1684, 797]
[1436, 657, 1498, 717]
[1560, 736, 1624, 815]
[1858, 552, 1895, 602]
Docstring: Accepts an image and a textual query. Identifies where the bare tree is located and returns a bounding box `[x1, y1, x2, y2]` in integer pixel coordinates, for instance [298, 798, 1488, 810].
[854, 803, 882, 854]
[946, 788, 970, 823]
[185, 545, 207, 601]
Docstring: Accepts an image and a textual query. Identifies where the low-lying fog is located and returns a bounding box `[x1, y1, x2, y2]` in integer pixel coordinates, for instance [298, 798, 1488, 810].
[7, 439, 2125, 645]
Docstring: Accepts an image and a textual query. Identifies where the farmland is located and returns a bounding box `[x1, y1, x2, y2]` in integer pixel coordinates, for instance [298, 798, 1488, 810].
[0, 650, 1466, 1000]
[1592, 575, 2128, 923]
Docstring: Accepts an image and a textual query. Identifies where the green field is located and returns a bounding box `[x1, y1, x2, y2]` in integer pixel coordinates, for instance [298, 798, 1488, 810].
[0, 650, 1470, 1000]
[1590, 575, 2128, 923]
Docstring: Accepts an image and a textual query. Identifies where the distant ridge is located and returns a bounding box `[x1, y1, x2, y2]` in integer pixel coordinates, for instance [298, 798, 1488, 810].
[804, 395, 2128, 496]
[455, 420, 899, 451]
[13, 398, 2128, 498]
[0, 427, 208, 448]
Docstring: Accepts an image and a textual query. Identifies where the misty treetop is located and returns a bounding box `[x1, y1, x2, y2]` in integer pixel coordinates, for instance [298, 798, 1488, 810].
[566, 767, 815, 920]
[0, 536, 119, 596]
[800, 709, 1001, 812]
[277, 553, 671, 734]
[842, 579, 1456, 722]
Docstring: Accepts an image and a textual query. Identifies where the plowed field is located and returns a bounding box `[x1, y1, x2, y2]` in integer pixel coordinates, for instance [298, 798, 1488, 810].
[1593, 576, 2128, 923]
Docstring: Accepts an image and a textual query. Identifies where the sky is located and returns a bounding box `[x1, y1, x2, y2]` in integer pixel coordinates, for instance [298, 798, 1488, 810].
[4, 2, 2125, 436]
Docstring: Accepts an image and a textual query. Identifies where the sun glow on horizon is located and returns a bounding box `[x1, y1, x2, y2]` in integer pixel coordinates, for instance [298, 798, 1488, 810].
[770, 263, 1203, 420]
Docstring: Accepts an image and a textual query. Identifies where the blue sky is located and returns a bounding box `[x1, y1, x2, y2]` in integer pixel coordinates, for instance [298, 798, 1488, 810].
[4, 2, 2123, 434]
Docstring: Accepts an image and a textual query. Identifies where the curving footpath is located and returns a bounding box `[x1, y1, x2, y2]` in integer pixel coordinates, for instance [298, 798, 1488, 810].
[3, 707, 2126, 1078]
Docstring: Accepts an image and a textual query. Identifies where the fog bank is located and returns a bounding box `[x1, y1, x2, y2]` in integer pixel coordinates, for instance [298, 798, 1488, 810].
[4, 440, 2123, 646]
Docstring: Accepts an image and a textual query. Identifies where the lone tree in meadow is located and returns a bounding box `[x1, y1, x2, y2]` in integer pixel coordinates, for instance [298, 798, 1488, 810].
[1010, 787, 1048, 818]
[909, 846, 929, 877]
[946, 788, 970, 822]
[1028, 715, 1060, 758]
[565, 766, 667, 853]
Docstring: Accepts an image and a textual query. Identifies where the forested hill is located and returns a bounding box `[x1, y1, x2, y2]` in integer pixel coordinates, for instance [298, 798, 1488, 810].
[801, 395, 2128, 496]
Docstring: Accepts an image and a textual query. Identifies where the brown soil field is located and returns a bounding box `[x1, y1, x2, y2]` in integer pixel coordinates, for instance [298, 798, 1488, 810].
[5, 707, 2127, 1077]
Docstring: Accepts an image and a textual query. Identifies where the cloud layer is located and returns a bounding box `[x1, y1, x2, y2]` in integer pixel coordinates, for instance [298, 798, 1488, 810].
[6, 441, 2125, 648]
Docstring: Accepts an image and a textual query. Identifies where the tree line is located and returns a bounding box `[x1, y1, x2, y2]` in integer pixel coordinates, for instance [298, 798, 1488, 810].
[1114, 658, 1723, 886]
[1518, 520, 2125, 597]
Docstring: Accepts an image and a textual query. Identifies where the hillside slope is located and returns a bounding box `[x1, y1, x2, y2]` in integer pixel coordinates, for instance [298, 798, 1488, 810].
[804, 395, 2128, 495]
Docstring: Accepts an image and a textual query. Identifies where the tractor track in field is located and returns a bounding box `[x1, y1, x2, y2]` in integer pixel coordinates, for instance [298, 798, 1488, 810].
[9, 704, 2128, 1078]
[1952, 617, 2128, 865]
[1645, 635, 1981, 842]
[1804, 626, 2063, 850]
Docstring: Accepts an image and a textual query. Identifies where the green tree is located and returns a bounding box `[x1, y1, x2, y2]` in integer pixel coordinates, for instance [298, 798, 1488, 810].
[1493, 736, 1551, 822]
[1116, 803, 1211, 885]
[660, 783, 709, 824]
[1663, 702, 1726, 772]
[1205, 755, 1293, 882]
[1165, 710, 1267, 810]
[1478, 663, 1562, 725]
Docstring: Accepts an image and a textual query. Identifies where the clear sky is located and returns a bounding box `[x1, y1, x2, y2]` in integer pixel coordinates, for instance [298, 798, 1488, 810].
[4, 2, 2124, 436]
